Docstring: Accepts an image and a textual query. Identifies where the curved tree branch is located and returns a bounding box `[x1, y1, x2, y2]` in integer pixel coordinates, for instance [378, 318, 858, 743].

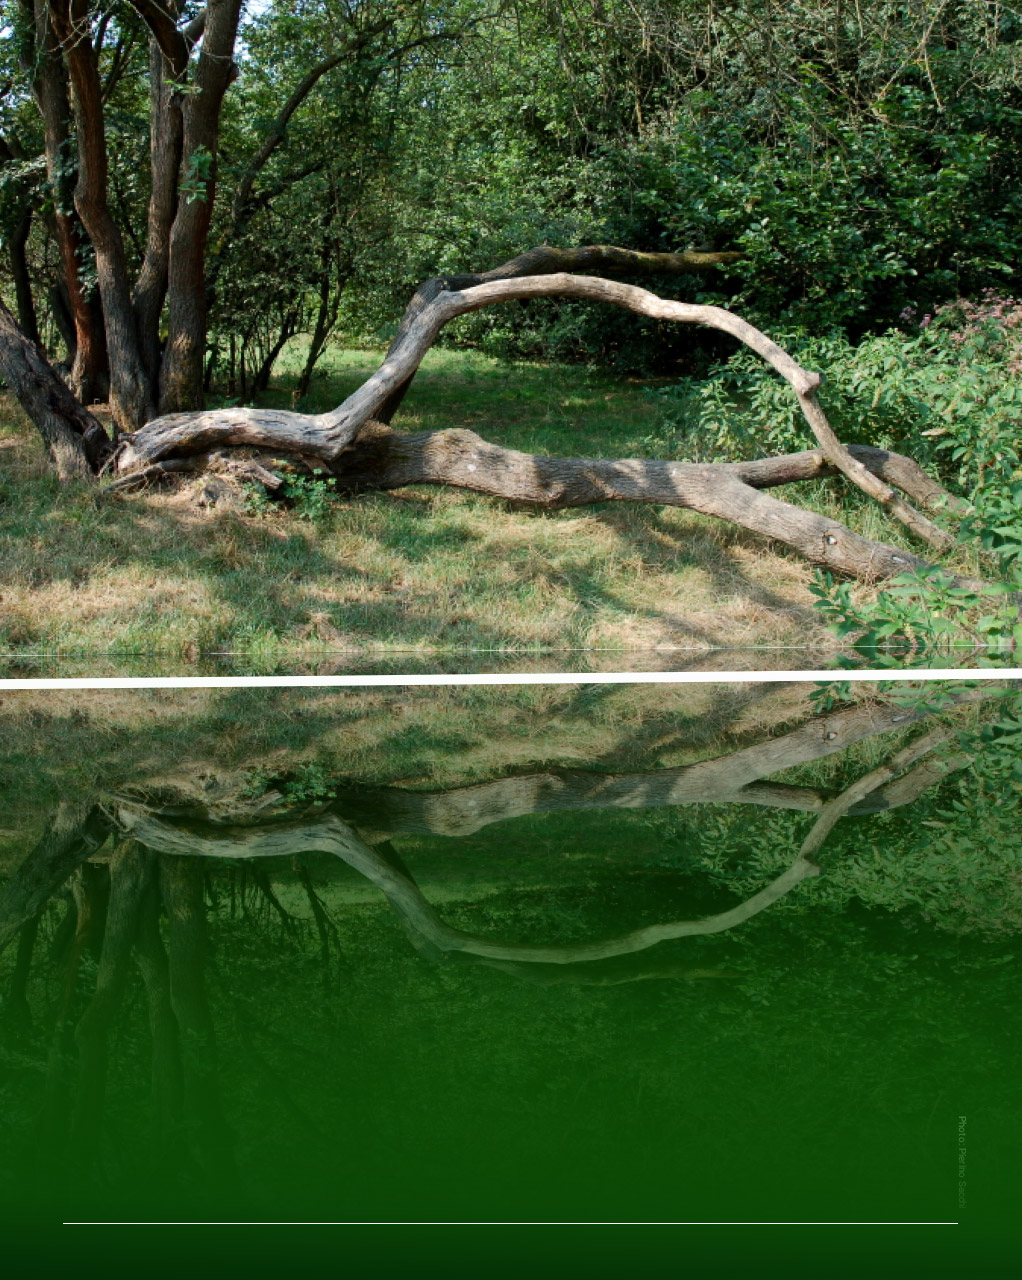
[106, 699, 974, 970]
[108, 268, 970, 582]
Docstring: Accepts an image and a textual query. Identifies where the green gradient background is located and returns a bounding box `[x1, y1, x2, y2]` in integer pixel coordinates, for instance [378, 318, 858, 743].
[0, 685, 1018, 1275]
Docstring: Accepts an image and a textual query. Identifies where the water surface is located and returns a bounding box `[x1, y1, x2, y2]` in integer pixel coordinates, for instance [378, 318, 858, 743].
[0, 682, 1017, 1263]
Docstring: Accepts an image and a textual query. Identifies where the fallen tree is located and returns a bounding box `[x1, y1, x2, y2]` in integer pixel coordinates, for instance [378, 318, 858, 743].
[0, 245, 984, 587]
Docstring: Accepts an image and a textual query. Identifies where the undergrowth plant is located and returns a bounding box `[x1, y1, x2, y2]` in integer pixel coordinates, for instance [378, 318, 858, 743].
[654, 292, 1022, 651]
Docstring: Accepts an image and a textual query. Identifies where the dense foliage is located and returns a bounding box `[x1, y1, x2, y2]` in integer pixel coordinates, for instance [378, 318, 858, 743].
[3, 1, 1021, 382]
[649, 293, 1022, 646]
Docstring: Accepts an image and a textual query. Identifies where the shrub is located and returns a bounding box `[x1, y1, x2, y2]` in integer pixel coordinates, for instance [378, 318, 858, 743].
[653, 294, 1022, 650]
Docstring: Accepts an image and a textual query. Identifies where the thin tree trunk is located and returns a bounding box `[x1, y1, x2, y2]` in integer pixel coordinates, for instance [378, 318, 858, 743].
[8, 205, 42, 347]
[297, 257, 343, 399]
[51, 0, 156, 430]
[250, 311, 299, 397]
[49, 278, 77, 362]
[159, 0, 243, 414]
[133, 30, 185, 384]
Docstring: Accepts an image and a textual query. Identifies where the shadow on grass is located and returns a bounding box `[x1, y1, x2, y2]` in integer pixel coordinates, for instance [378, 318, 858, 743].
[2, 347, 822, 659]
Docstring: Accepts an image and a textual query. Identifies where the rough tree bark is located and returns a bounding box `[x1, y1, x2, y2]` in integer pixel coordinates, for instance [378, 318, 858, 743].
[157, 0, 243, 414]
[0, 297, 111, 476]
[50, 0, 158, 430]
[22, 0, 110, 403]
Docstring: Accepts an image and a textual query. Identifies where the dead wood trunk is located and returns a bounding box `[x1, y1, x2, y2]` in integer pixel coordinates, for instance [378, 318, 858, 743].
[111, 689, 987, 859]
[120, 273, 833, 471]
[333, 693, 976, 840]
[108, 270, 968, 584]
[320, 726, 954, 968]
[330, 424, 968, 585]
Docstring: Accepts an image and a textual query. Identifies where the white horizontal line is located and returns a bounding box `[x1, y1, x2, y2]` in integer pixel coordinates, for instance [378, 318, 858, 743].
[63, 1220, 959, 1226]
[2, 671, 1018, 689]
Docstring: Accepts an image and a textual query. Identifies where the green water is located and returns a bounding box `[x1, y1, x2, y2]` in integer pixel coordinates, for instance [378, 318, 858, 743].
[0, 682, 1018, 1270]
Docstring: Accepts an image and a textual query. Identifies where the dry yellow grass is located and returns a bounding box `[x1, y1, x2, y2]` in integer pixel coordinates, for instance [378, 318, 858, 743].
[0, 346, 887, 663]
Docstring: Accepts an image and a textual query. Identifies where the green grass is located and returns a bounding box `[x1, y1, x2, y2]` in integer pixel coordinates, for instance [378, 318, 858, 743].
[0, 341, 907, 663]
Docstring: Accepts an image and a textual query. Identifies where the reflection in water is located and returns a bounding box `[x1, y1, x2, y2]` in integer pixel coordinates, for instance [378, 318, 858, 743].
[0, 683, 1019, 1229]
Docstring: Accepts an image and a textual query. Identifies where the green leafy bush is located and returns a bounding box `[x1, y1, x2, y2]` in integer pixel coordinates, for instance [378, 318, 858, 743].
[654, 293, 1022, 648]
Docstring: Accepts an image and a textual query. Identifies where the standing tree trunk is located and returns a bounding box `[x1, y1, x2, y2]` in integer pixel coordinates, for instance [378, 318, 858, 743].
[133, 30, 186, 385]
[25, 0, 109, 401]
[7, 205, 42, 347]
[297, 244, 345, 399]
[250, 309, 300, 397]
[50, 0, 156, 430]
[158, 0, 243, 414]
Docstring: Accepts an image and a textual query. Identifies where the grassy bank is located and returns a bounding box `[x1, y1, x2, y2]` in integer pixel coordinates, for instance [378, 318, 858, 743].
[0, 342, 955, 662]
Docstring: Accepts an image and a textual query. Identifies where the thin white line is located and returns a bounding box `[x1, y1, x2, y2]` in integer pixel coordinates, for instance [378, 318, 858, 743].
[63, 1221, 960, 1226]
[1, 671, 1017, 689]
